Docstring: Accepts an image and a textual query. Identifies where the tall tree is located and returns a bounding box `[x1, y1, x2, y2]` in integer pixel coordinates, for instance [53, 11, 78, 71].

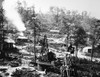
[74, 26, 87, 56]
[60, 9, 76, 50]
[89, 19, 100, 61]
[49, 7, 63, 29]
[17, 3, 41, 41]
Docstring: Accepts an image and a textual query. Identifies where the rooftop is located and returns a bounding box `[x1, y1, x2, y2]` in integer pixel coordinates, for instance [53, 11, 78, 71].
[50, 30, 60, 33]
[5, 38, 15, 43]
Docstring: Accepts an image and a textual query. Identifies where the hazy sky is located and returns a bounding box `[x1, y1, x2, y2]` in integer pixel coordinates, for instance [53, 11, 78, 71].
[0, 0, 100, 19]
[24, 0, 100, 19]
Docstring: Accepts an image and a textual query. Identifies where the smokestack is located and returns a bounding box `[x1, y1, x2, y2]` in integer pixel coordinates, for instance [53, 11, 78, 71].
[2, 0, 26, 32]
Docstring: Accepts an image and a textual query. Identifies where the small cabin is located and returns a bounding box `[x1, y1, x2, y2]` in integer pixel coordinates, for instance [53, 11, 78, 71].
[17, 36, 28, 42]
[16, 36, 29, 45]
[0, 38, 19, 54]
[49, 30, 60, 34]
[82, 46, 92, 53]
[4, 38, 15, 49]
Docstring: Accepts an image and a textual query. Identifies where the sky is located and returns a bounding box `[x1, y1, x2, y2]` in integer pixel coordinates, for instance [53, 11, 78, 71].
[23, 0, 100, 19]
[0, 0, 100, 19]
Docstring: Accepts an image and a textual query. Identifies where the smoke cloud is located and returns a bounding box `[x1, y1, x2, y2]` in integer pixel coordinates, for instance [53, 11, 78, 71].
[3, 0, 26, 31]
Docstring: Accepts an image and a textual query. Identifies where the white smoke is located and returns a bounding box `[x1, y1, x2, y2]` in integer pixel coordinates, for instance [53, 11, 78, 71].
[3, 0, 26, 31]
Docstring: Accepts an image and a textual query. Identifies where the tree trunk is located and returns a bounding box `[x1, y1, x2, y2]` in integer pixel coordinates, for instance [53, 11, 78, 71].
[75, 45, 78, 57]
[91, 41, 95, 61]
[66, 32, 70, 52]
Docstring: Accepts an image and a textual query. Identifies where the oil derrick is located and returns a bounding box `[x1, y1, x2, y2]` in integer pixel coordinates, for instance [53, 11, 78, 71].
[60, 54, 78, 77]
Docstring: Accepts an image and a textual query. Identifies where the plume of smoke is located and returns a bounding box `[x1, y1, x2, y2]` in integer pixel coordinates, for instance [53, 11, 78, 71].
[2, 0, 26, 31]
